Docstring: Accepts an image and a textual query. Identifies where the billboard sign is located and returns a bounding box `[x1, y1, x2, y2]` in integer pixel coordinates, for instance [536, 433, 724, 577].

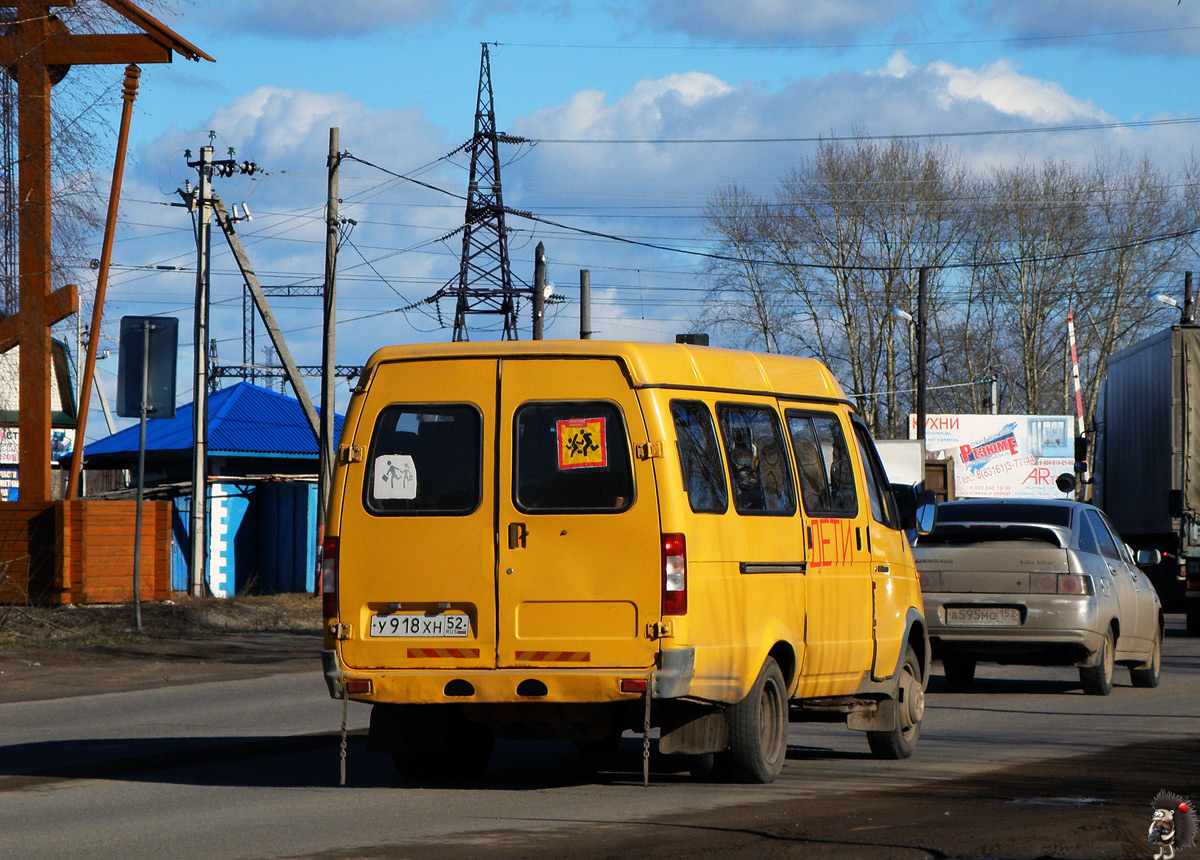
[911, 413, 1075, 499]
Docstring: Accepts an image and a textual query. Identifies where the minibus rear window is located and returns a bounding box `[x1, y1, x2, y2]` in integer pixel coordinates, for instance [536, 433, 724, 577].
[364, 405, 482, 516]
[514, 402, 633, 513]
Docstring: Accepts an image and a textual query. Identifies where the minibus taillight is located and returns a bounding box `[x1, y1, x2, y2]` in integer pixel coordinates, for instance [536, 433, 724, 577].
[662, 533, 687, 616]
[321, 536, 339, 619]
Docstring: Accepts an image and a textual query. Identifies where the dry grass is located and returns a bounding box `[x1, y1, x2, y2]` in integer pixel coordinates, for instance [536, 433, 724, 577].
[0, 593, 322, 650]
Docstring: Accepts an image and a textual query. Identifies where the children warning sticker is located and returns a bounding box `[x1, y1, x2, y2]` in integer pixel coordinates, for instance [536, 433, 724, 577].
[374, 454, 417, 499]
[557, 418, 608, 470]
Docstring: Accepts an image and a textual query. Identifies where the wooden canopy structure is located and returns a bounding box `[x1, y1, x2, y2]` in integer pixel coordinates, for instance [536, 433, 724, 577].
[0, 0, 211, 502]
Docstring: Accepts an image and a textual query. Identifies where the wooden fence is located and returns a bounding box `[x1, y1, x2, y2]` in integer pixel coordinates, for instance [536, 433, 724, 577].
[0, 500, 172, 605]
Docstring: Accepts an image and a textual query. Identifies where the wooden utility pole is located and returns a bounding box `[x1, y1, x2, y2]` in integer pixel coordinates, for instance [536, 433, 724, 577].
[532, 242, 545, 340]
[916, 266, 929, 441]
[0, 0, 211, 502]
[319, 128, 339, 537]
[189, 145, 213, 596]
[579, 269, 592, 339]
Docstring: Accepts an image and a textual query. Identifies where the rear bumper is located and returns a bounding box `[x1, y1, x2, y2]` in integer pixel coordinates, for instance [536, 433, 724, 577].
[924, 592, 1105, 666]
[321, 646, 695, 704]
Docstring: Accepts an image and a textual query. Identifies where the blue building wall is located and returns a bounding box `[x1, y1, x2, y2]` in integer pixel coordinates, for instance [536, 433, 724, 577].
[171, 482, 317, 595]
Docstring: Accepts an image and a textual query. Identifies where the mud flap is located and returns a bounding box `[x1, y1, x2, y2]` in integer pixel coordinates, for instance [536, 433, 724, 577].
[847, 698, 897, 733]
[658, 702, 729, 755]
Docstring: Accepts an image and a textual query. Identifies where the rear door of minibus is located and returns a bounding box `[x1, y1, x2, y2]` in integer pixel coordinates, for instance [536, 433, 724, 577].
[495, 357, 661, 670]
[337, 358, 498, 673]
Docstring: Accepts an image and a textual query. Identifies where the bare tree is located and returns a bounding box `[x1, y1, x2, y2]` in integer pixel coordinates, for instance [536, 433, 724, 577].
[1072, 153, 1199, 426]
[698, 185, 796, 353]
[701, 141, 1200, 441]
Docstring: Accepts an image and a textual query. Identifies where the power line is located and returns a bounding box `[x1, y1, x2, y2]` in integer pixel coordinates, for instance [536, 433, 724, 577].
[524, 116, 1200, 145]
[344, 151, 1200, 273]
[496, 24, 1200, 53]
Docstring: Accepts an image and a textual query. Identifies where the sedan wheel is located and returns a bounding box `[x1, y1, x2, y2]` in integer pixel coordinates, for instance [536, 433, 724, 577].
[942, 657, 976, 688]
[1080, 628, 1115, 696]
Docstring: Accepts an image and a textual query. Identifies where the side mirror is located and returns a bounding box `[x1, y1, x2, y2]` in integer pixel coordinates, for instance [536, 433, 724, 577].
[890, 482, 919, 530]
[914, 489, 937, 536]
[1135, 548, 1163, 567]
[1056, 473, 1077, 493]
[892, 483, 938, 534]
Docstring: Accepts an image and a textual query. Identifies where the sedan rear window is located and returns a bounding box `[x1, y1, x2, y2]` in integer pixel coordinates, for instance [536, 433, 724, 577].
[936, 502, 1071, 527]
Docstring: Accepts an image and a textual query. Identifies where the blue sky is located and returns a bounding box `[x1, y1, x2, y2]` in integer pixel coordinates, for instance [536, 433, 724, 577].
[61, 0, 1200, 438]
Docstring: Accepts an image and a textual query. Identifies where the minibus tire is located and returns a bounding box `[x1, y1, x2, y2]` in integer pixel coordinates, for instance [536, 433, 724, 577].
[688, 751, 731, 782]
[725, 657, 788, 783]
[392, 717, 495, 782]
[867, 645, 923, 760]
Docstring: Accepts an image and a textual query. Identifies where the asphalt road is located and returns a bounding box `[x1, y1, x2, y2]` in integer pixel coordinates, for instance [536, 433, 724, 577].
[2, 618, 1198, 860]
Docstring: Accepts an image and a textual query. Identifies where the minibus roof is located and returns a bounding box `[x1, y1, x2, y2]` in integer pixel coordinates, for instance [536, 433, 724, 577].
[363, 340, 850, 405]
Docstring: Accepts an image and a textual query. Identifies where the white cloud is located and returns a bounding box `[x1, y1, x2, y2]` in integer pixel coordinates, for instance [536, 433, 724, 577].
[973, 0, 1200, 57]
[639, 0, 918, 43]
[874, 52, 1108, 125]
[190, 0, 450, 38]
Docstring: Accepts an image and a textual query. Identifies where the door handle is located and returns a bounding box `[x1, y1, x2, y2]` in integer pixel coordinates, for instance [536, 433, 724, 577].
[874, 564, 890, 574]
[508, 522, 528, 549]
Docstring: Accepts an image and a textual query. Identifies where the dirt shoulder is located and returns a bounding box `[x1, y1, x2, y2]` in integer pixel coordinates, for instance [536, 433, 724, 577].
[0, 595, 323, 703]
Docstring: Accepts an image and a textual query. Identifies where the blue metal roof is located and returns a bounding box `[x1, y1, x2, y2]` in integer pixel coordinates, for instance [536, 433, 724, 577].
[83, 382, 344, 459]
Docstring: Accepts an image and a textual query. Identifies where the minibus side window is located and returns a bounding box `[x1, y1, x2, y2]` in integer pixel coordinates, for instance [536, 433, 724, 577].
[786, 411, 858, 517]
[852, 422, 900, 530]
[716, 404, 796, 516]
[514, 402, 634, 513]
[670, 400, 728, 514]
[364, 405, 481, 516]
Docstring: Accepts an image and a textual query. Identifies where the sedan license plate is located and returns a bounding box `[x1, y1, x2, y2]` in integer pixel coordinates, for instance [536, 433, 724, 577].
[369, 613, 469, 638]
[946, 605, 1021, 626]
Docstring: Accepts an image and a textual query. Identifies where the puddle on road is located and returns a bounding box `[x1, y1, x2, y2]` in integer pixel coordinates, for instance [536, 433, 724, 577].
[1005, 795, 1111, 807]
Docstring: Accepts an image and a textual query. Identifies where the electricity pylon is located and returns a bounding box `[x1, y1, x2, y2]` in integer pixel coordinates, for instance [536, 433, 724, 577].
[449, 43, 526, 341]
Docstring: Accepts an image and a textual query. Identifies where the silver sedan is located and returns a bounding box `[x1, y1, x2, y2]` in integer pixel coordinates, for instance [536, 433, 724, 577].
[914, 499, 1162, 695]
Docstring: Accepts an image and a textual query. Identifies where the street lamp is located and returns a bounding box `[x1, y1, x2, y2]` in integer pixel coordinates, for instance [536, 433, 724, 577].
[1151, 291, 1179, 309]
[1151, 290, 1186, 325]
[892, 268, 929, 439]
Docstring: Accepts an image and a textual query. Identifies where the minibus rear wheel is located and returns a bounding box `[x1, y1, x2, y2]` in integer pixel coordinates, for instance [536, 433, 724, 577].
[392, 713, 494, 782]
[725, 657, 788, 783]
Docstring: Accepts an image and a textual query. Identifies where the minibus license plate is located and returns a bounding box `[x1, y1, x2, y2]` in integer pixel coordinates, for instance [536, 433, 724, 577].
[946, 606, 1020, 626]
[369, 613, 469, 638]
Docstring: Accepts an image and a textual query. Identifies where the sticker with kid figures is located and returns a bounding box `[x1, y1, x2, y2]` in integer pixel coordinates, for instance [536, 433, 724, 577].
[556, 417, 608, 470]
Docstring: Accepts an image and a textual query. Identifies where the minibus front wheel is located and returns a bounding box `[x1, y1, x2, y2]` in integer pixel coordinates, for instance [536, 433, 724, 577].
[866, 645, 923, 759]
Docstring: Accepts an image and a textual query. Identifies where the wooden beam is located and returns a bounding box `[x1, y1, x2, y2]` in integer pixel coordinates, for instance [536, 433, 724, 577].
[98, 0, 214, 63]
[46, 283, 78, 325]
[16, 0, 54, 501]
[0, 315, 17, 354]
[0, 34, 171, 67]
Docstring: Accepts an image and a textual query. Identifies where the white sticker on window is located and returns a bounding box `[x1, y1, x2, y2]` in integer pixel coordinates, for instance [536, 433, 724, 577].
[374, 454, 417, 500]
